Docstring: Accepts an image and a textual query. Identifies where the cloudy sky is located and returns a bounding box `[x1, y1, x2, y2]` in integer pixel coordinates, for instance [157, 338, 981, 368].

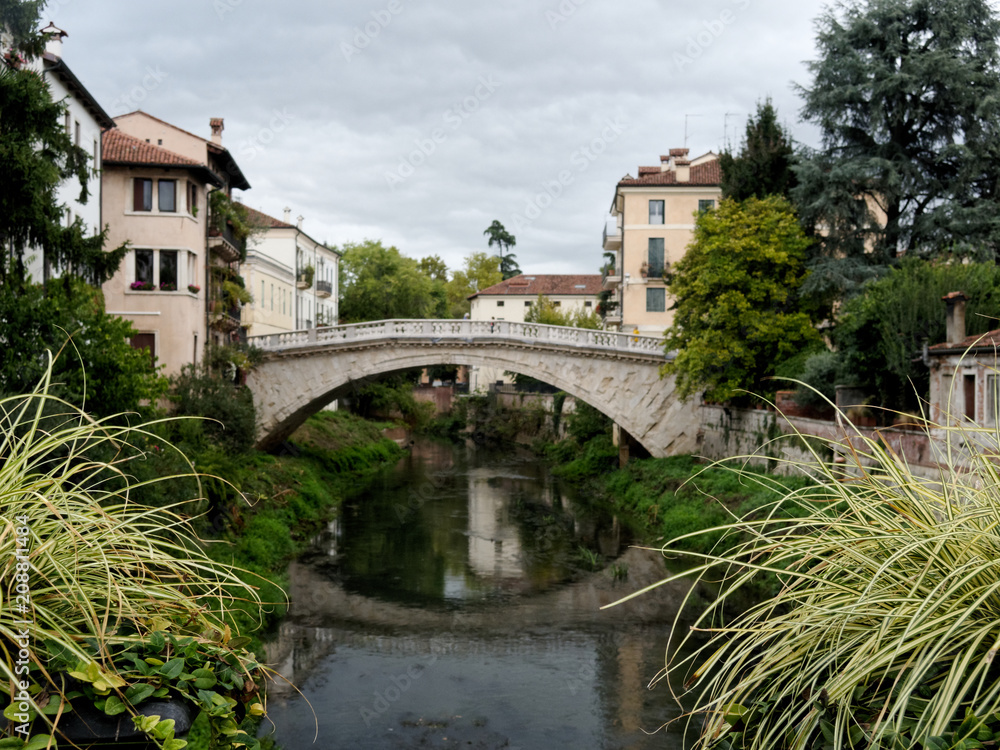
[47, 0, 829, 275]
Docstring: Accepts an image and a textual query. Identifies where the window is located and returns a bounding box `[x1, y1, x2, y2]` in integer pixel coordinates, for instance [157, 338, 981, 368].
[158, 180, 176, 212]
[646, 287, 666, 313]
[261, 281, 265, 307]
[497, 301, 505, 307]
[584, 301, 592, 308]
[159, 250, 177, 290]
[699, 199, 715, 213]
[553, 301, 561, 307]
[133, 179, 153, 211]
[987, 375, 1000, 426]
[186, 182, 198, 215]
[74, 120, 80, 147]
[525, 301, 532, 307]
[649, 200, 665, 224]
[130, 333, 156, 368]
[135, 250, 153, 286]
[964, 373, 977, 420]
[648, 238, 665, 276]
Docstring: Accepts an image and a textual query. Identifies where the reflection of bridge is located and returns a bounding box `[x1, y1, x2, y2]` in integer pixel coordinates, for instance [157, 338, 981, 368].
[246, 319, 700, 456]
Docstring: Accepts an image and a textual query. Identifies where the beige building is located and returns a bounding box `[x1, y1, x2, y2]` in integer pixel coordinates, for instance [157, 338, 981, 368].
[466, 274, 601, 391]
[602, 148, 720, 334]
[241, 207, 340, 335]
[101, 112, 251, 374]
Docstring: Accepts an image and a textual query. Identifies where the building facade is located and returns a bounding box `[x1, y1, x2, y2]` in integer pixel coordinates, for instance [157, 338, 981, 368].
[602, 148, 720, 334]
[240, 207, 340, 335]
[102, 112, 251, 374]
[24, 24, 114, 283]
[466, 274, 601, 392]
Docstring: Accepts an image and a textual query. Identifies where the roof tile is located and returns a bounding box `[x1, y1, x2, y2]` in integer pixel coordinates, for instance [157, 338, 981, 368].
[471, 274, 602, 299]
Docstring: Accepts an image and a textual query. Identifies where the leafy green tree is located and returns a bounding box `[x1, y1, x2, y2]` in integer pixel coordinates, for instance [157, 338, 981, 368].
[446, 251, 502, 317]
[417, 254, 449, 282]
[663, 196, 820, 403]
[793, 0, 1000, 300]
[483, 219, 520, 279]
[524, 294, 601, 329]
[0, 47, 126, 286]
[835, 257, 1000, 412]
[338, 240, 440, 322]
[719, 99, 797, 202]
[0, 278, 167, 416]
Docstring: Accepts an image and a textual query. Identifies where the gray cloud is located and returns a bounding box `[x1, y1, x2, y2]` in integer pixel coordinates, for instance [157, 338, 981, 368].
[47, 0, 828, 272]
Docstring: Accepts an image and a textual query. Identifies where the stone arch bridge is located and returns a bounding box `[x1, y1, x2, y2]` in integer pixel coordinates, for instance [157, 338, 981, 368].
[246, 319, 700, 457]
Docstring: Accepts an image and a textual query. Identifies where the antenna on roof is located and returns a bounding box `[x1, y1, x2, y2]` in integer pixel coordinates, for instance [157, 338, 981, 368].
[723, 112, 739, 151]
[684, 114, 703, 148]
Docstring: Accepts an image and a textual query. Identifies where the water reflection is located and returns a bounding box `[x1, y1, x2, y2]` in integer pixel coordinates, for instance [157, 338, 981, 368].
[263, 440, 697, 749]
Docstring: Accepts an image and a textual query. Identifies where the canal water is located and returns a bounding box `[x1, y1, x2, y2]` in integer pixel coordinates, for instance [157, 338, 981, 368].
[262, 439, 699, 749]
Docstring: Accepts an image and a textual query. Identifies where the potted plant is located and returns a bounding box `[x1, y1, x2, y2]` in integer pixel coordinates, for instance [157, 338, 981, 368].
[187, 284, 200, 294]
[130, 280, 155, 291]
[159, 282, 177, 292]
[639, 261, 649, 278]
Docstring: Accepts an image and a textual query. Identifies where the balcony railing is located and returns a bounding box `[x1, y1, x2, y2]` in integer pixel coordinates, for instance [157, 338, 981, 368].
[316, 279, 333, 298]
[602, 220, 622, 251]
[208, 223, 245, 263]
[601, 264, 621, 290]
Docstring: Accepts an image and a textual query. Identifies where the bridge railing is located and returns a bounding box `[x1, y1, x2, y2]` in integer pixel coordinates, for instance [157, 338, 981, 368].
[248, 319, 665, 357]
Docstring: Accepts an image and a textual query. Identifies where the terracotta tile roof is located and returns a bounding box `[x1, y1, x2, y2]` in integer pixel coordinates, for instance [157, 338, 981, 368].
[102, 128, 202, 167]
[668, 148, 689, 157]
[619, 159, 721, 187]
[243, 206, 295, 229]
[470, 274, 602, 299]
[928, 329, 1000, 353]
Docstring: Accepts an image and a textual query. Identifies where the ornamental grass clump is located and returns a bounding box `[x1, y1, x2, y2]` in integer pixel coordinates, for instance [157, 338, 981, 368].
[621, 407, 1000, 750]
[0, 363, 271, 749]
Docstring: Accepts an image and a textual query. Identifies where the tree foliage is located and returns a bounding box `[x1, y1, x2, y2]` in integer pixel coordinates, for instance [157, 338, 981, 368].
[663, 196, 819, 403]
[835, 257, 1000, 412]
[446, 251, 502, 318]
[337, 240, 442, 322]
[483, 219, 520, 279]
[523, 293, 601, 329]
[793, 0, 1000, 299]
[719, 98, 798, 202]
[0, 278, 168, 416]
[0, 62, 125, 287]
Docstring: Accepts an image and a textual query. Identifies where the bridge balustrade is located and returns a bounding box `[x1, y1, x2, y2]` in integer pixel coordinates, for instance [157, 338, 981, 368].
[248, 319, 664, 357]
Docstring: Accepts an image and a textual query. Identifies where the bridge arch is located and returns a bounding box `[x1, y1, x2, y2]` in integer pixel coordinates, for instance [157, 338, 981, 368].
[246, 320, 700, 457]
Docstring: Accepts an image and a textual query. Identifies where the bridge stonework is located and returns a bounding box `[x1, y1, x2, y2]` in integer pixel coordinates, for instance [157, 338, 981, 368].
[246, 320, 700, 457]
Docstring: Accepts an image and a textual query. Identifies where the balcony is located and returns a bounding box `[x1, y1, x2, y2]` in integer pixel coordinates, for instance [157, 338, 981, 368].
[602, 265, 621, 290]
[602, 220, 622, 251]
[316, 279, 333, 298]
[208, 223, 244, 263]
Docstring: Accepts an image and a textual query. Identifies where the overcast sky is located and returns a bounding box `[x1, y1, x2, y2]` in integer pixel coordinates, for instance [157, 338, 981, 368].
[47, 0, 830, 275]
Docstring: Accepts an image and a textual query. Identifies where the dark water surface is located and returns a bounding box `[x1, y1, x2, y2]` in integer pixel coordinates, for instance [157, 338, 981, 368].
[262, 440, 697, 749]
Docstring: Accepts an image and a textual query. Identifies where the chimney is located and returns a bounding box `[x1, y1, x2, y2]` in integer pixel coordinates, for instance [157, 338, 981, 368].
[40, 22, 67, 58]
[660, 148, 691, 181]
[943, 291, 968, 345]
[283, 207, 292, 223]
[296, 215, 304, 230]
[210, 118, 224, 145]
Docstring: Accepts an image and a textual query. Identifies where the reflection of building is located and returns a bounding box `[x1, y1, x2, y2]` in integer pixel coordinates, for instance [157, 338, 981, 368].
[602, 148, 720, 333]
[466, 468, 523, 580]
[467, 274, 602, 392]
[240, 207, 340, 334]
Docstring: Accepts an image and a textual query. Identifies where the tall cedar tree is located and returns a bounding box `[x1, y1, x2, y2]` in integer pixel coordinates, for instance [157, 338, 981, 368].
[719, 99, 798, 202]
[662, 196, 820, 404]
[793, 0, 1000, 300]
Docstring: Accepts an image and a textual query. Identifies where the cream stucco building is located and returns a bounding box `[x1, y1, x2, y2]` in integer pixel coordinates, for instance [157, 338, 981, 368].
[240, 207, 340, 335]
[101, 112, 251, 374]
[466, 274, 601, 392]
[602, 148, 721, 334]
